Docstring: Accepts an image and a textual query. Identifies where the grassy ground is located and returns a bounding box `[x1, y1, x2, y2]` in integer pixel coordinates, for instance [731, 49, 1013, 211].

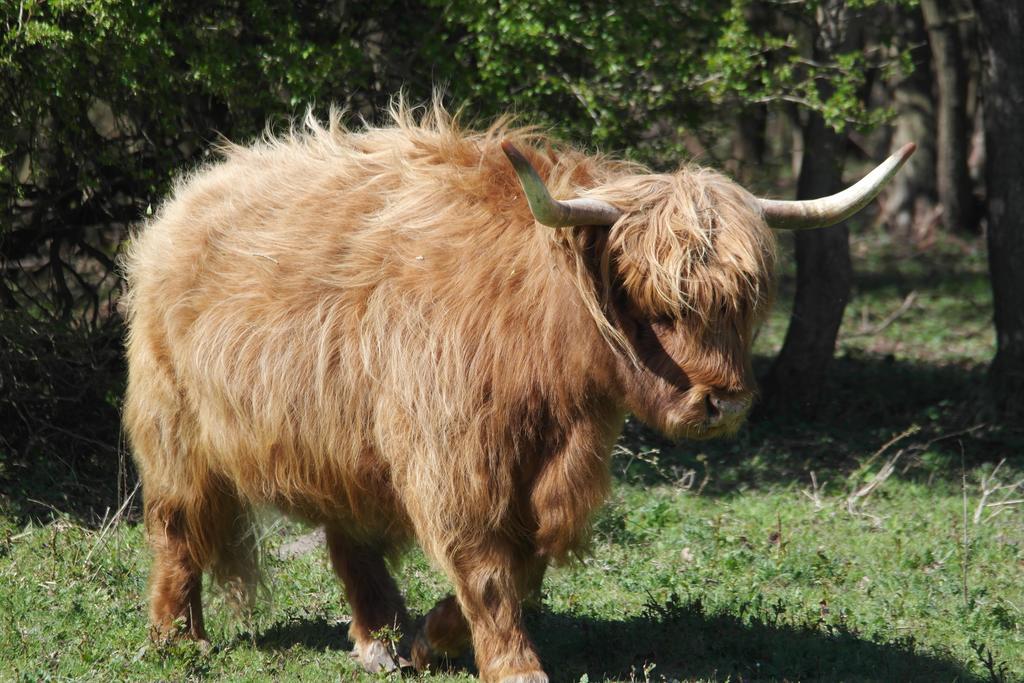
[1, 231, 1022, 682]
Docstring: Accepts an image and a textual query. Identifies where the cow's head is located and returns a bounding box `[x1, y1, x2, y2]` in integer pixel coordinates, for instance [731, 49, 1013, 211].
[503, 141, 915, 440]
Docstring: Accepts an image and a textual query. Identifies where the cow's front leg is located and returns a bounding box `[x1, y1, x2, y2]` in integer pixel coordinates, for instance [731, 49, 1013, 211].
[442, 543, 546, 683]
[412, 555, 547, 674]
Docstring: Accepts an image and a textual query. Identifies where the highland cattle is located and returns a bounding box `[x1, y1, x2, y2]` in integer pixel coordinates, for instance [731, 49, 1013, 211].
[123, 100, 913, 682]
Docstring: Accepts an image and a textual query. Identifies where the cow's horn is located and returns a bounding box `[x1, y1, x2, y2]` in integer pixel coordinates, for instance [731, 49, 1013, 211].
[757, 143, 916, 231]
[502, 140, 623, 227]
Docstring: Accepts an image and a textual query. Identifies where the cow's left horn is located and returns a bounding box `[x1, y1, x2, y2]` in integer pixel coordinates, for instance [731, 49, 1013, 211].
[757, 143, 916, 231]
[502, 140, 623, 227]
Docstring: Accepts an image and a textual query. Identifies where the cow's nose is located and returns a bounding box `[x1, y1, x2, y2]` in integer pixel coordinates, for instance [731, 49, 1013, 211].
[705, 392, 751, 425]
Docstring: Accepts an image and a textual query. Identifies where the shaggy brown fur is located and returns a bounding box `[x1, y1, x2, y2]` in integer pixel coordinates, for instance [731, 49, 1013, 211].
[122, 98, 776, 682]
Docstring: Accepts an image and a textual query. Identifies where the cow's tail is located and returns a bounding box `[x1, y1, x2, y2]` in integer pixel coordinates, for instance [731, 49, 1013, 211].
[206, 493, 264, 616]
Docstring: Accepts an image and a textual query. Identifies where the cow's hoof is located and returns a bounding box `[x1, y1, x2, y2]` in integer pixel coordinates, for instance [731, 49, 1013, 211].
[410, 631, 456, 672]
[410, 631, 435, 671]
[351, 639, 398, 673]
[499, 672, 549, 683]
[409, 626, 467, 672]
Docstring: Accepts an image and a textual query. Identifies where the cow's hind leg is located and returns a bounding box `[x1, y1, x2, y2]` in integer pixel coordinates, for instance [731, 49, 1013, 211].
[147, 502, 207, 642]
[325, 528, 410, 673]
[144, 468, 257, 645]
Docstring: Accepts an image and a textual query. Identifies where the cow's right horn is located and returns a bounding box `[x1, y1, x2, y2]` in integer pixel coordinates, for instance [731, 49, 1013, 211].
[502, 141, 623, 228]
[757, 143, 916, 231]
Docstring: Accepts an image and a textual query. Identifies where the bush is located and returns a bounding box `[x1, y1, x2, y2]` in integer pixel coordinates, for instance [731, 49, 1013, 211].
[0, 309, 124, 517]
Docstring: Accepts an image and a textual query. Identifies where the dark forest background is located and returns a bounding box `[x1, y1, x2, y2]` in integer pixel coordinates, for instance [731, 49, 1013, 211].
[2, 0, 1022, 495]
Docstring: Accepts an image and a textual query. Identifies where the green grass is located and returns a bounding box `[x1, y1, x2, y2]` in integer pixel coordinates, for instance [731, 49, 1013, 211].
[2, 231, 1022, 682]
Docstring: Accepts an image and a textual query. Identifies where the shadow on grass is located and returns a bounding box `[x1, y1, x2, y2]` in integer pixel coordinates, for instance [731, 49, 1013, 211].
[248, 616, 352, 652]
[532, 596, 982, 682]
[848, 253, 988, 297]
[241, 598, 981, 682]
[616, 351, 1024, 495]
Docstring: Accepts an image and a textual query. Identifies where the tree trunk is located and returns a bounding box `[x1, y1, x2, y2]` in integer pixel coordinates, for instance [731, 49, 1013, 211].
[974, 0, 1024, 417]
[730, 104, 768, 185]
[881, 4, 939, 243]
[921, 0, 978, 232]
[761, 117, 852, 414]
[761, 1, 855, 415]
